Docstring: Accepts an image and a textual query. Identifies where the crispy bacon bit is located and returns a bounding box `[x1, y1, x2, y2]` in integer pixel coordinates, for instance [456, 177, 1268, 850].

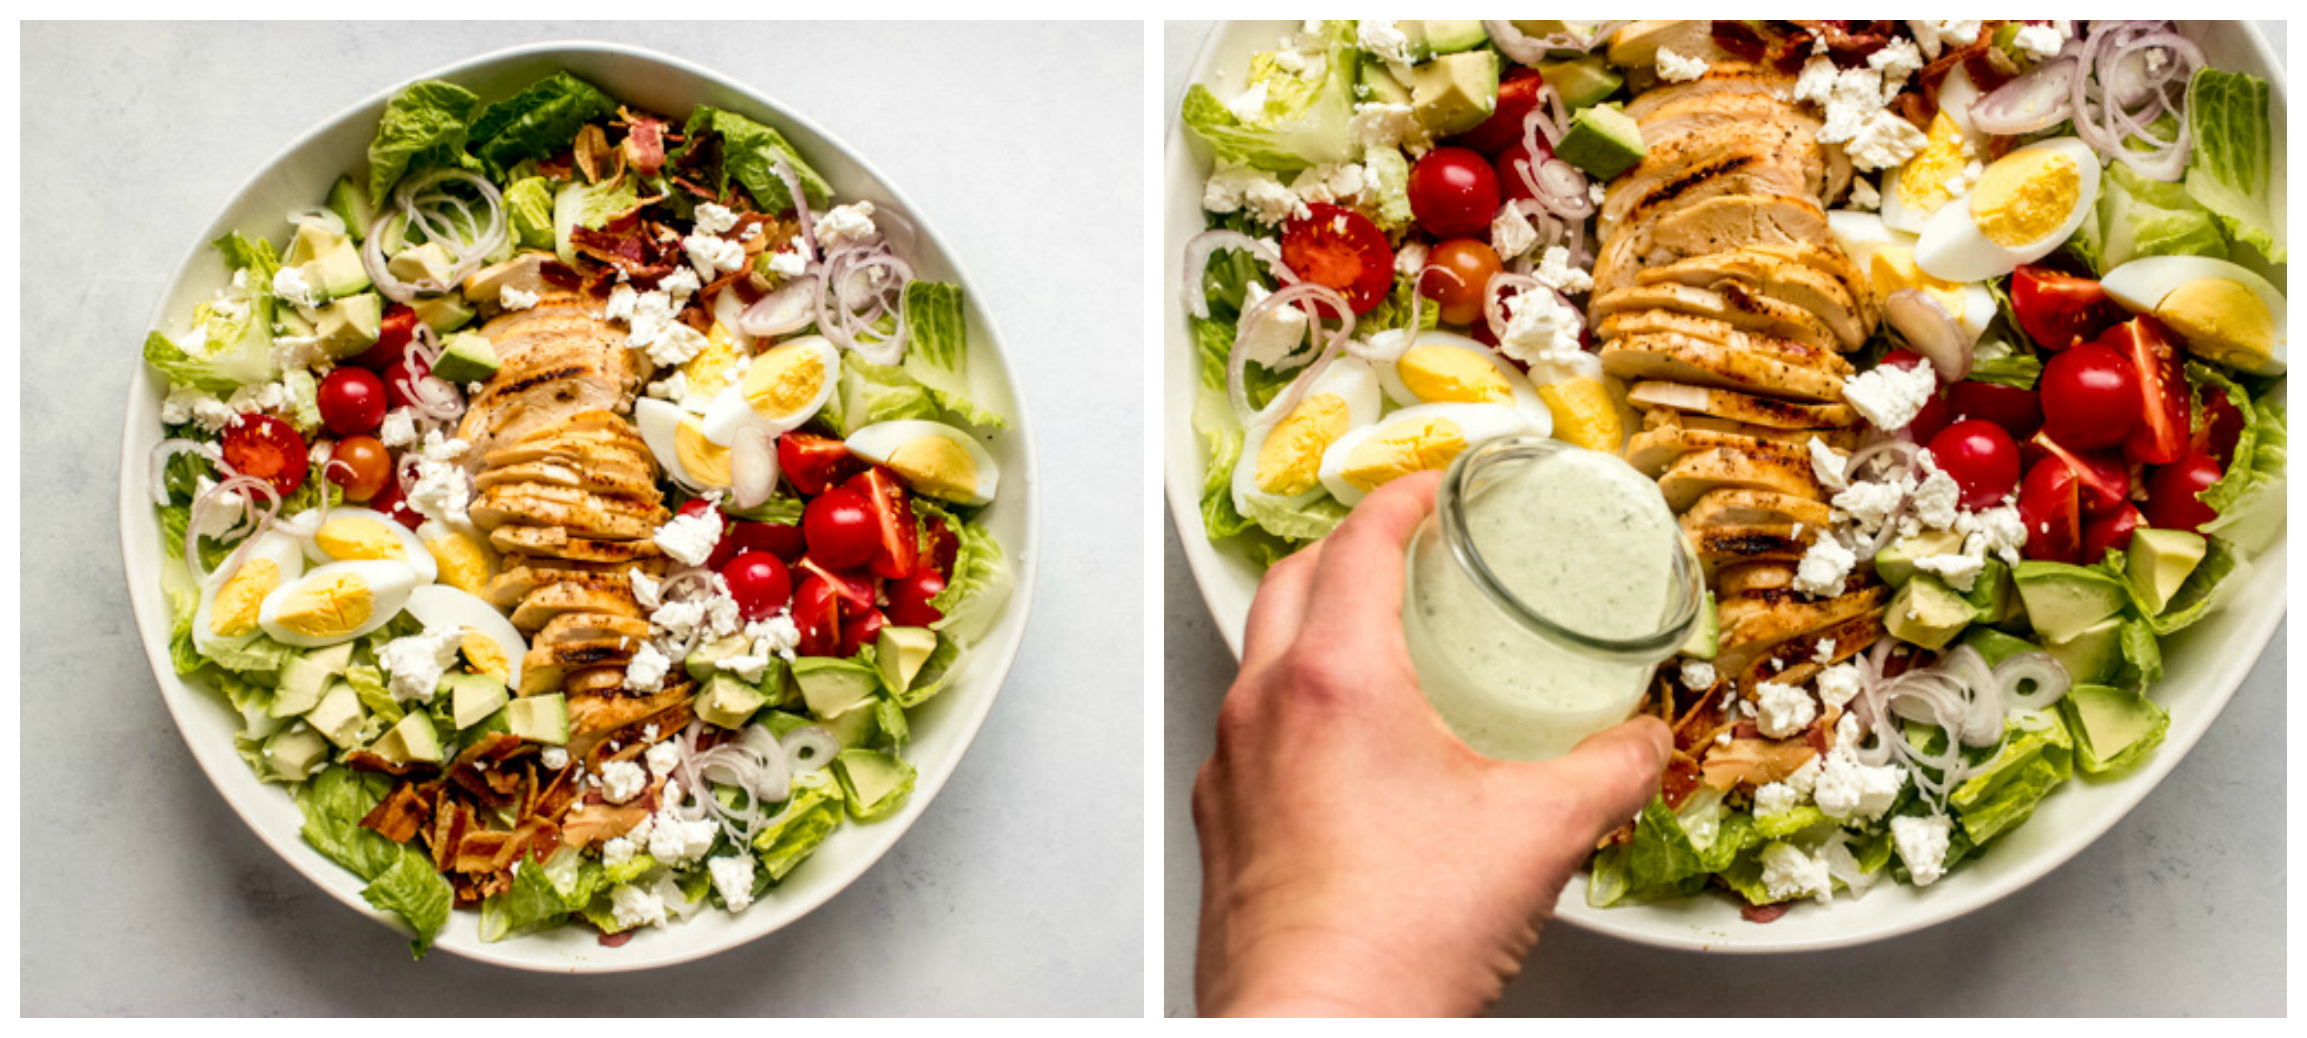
[621, 109, 669, 177]
[599, 930, 636, 948]
[538, 259, 584, 290]
[1660, 752, 1706, 809]
[569, 213, 682, 282]
[1742, 901, 1793, 923]
[344, 751, 429, 777]
[360, 782, 432, 843]
[574, 125, 623, 185]
[535, 152, 575, 181]
[1700, 735, 1821, 791]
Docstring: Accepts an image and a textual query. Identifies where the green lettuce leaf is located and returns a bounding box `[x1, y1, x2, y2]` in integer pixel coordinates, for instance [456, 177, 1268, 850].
[146, 233, 284, 390]
[1178, 21, 1360, 172]
[900, 280, 1006, 428]
[467, 72, 617, 170]
[1949, 720, 2072, 846]
[1238, 490, 1349, 542]
[829, 356, 938, 437]
[2200, 388, 2286, 553]
[364, 849, 454, 959]
[552, 177, 640, 266]
[1965, 352, 2043, 390]
[503, 176, 558, 251]
[367, 79, 480, 202]
[2184, 68, 2285, 264]
[754, 775, 844, 880]
[296, 766, 453, 955]
[2117, 616, 2162, 688]
[213, 230, 283, 281]
[2088, 163, 2229, 273]
[479, 857, 576, 942]
[912, 499, 1008, 642]
[1587, 791, 1755, 908]
[679, 106, 832, 214]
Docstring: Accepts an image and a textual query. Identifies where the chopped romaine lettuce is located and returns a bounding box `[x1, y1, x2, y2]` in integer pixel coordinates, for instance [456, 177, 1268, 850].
[1948, 720, 2072, 846]
[912, 499, 1008, 643]
[144, 232, 285, 391]
[2198, 377, 2286, 553]
[502, 176, 557, 251]
[552, 176, 640, 266]
[2184, 68, 2285, 264]
[1966, 352, 2044, 390]
[901, 280, 1006, 428]
[828, 356, 939, 436]
[677, 106, 831, 214]
[466, 71, 618, 170]
[2083, 164, 2229, 274]
[366, 79, 481, 201]
[296, 767, 452, 957]
[1586, 790, 1755, 908]
[1178, 21, 1360, 172]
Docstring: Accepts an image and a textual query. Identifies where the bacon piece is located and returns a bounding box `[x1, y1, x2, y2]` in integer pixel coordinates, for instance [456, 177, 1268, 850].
[1661, 752, 1706, 810]
[621, 109, 669, 176]
[1742, 901, 1793, 923]
[343, 751, 430, 778]
[360, 782, 432, 843]
[599, 930, 636, 948]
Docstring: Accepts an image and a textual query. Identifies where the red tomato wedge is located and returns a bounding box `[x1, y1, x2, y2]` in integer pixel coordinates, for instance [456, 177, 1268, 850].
[837, 607, 889, 659]
[2027, 431, 2132, 517]
[843, 467, 920, 580]
[2081, 504, 2143, 560]
[2142, 453, 2223, 533]
[2015, 456, 2083, 564]
[353, 306, 421, 371]
[2011, 265, 2126, 351]
[1944, 381, 2044, 441]
[1280, 203, 1393, 315]
[779, 432, 864, 496]
[220, 414, 310, 498]
[791, 573, 842, 657]
[2100, 317, 2191, 465]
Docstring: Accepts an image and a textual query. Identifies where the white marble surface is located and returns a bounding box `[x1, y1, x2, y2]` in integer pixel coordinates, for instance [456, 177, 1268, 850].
[1162, 19, 2287, 1017]
[23, 21, 1143, 1016]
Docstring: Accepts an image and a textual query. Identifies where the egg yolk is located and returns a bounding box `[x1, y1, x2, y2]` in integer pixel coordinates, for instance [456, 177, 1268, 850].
[1894, 111, 1972, 217]
[2156, 278, 2276, 362]
[1868, 247, 1971, 322]
[315, 517, 405, 562]
[209, 558, 282, 637]
[1397, 347, 1512, 404]
[682, 323, 749, 401]
[1536, 377, 1624, 453]
[425, 531, 494, 597]
[885, 435, 980, 501]
[460, 629, 512, 684]
[676, 418, 734, 486]
[274, 573, 375, 638]
[1340, 416, 1467, 492]
[1970, 150, 2080, 246]
[743, 343, 826, 419]
[1254, 393, 1350, 495]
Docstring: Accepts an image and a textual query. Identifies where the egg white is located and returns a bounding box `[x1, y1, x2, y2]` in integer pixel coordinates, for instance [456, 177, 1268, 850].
[1317, 402, 1538, 506]
[846, 419, 1002, 507]
[2103, 255, 2288, 374]
[257, 559, 421, 647]
[700, 335, 840, 446]
[192, 532, 308, 655]
[635, 398, 729, 493]
[1373, 332, 1550, 426]
[404, 584, 529, 690]
[1232, 358, 1382, 515]
[1827, 212, 1997, 341]
[298, 507, 437, 584]
[1914, 137, 2102, 283]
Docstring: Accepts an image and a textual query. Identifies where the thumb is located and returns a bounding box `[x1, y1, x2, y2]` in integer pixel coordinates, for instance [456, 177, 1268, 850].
[1513, 715, 1674, 841]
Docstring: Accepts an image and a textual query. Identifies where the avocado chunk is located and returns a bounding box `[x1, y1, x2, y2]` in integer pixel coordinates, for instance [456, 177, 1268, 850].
[410, 293, 476, 334]
[446, 672, 509, 730]
[2062, 684, 2171, 774]
[831, 748, 917, 821]
[273, 642, 355, 718]
[306, 680, 370, 749]
[1961, 626, 2042, 668]
[311, 292, 383, 360]
[431, 332, 500, 386]
[326, 175, 374, 245]
[386, 241, 458, 287]
[1884, 573, 1973, 650]
[505, 693, 570, 745]
[2124, 528, 2207, 615]
[371, 712, 444, 765]
[695, 672, 772, 729]
[262, 725, 333, 782]
[1537, 54, 1625, 110]
[1677, 589, 1718, 660]
[285, 224, 371, 301]
[793, 658, 882, 718]
[874, 627, 940, 694]
[1874, 529, 1964, 587]
[684, 633, 752, 684]
[1409, 19, 1488, 56]
[1411, 50, 1500, 137]
[2044, 616, 2124, 686]
[1960, 558, 2016, 624]
[2012, 561, 2132, 642]
[1556, 103, 1647, 181]
[1358, 54, 1413, 105]
[822, 700, 880, 748]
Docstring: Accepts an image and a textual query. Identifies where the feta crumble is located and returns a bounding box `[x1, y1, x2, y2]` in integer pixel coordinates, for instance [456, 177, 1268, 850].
[708, 855, 757, 912]
[272, 266, 319, 309]
[1497, 288, 1595, 383]
[1760, 841, 1833, 902]
[1349, 102, 1422, 151]
[1813, 749, 1904, 821]
[1289, 163, 1368, 207]
[1915, 552, 1985, 592]
[1793, 534, 1857, 598]
[1679, 658, 1718, 690]
[540, 747, 570, 770]
[1891, 814, 1954, 886]
[378, 628, 464, 702]
[691, 201, 739, 236]
[1204, 164, 1310, 225]
[1490, 205, 1539, 261]
[653, 509, 723, 566]
[1840, 362, 1938, 431]
[1655, 47, 1710, 83]
[816, 201, 882, 252]
[1807, 436, 1849, 490]
[1849, 176, 1881, 211]
[1815, 662, 1863, 710]
[499, 285, 540, 311]
[1531, 246, 1594, 295]
[610, 883, 668, 930]
[599, 760, 648, 804]
[624, 641, 673, 693]
[1755, 681, 1818, 739]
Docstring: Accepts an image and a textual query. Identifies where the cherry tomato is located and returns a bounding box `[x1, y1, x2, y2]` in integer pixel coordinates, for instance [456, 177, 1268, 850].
[382, 351, 435, 411]
[1927, 420, 2021, 509]
[796, 557, 879, 613]
[2142, 453, 2223, 533]
[2100, 317, 2190, 465]
[2011, 265, 2125, 352]
[2192, 385, 2247, 467]
[2015, 456, 2082, 564]
[886, 568, 947, 627]
[2027, 431, 2133, 516]
[352, 306, 420, 371]
[1493, 137, 1553, 204]
[364, 478, 423, 530]
[778, 432, 864, 496]
[922, 515, 960, 577]
[1945, 381, 2043, 441]
[802, 488, 879, 570]
[842, 468, 919, 579]
[318, 367, 388, 436]
[1417, 238, 1504, 326]
[1279, 203, 1395, 315]
[720, 551, 793, 621]
[677, 497, 739, 569]
[837, 607, 889, 659]
[324, 435, 393, 502]
[220, 414, 310, 498]
[2081, 503, 2144, 560]
[2038, 342, 2139, 450]
[1407, 147, 1501, 239]
[727, 520, 806, 562]
[1455, 68, 1546, 155]
[791, 573, 842, 657]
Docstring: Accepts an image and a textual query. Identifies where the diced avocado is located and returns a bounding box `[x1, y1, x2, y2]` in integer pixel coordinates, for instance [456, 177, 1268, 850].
[311, 292, 383, 360]
[695, 672, 772, 729]
[372, 712, 444, 765]
[2044, 616, 2124, 686]
[822, 701, 879, 748]
[1556, 103, 1647, 181]
[831, 748, 916, 821]
[272, 643, 354, 718]
[1677, 589, 1718, 660]
[262, 725, 333, 782]
[2061, 684, 2171, 775]
[431, 332, 499, 385]
[1961, 627, 2042, 668]
[276, 308, 316, 340]
[306, 680, 370, 749]
[1960, 558, 2016, 624]
[792, 658, 882, 718]
[446, 672, 509, 730]
[874, 627, 940, 694]
[758, 709, 813, 740]
[1537, 54, 1625, 110]
[2012, 561, 2132, 643]
[755, 657, 798, 709]
[286, 224, 371, 301]
[1884, 574, 1973, 650]
[410, 293, 475, 334]
[2125, 528, 2207, 615]
[1411, 19, 1489, 56]
[284, 223, 335, 268]
[505, 693, 570, 745]
[684, 633, 752, 683]
[1410, 50, 1500, 138]
[1874, 529, 1964, 587]
[1358, 54, 1413, 105]
[326, 175, 374, 245]
[387, 241, 457, 286]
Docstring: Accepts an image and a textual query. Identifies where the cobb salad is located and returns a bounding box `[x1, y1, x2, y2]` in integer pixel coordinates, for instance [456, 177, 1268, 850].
[145, 70, 1010, 956]
[1181, 20, 2284, 918]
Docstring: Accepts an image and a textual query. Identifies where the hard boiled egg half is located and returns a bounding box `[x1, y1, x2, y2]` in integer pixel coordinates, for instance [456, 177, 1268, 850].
[193, 532, 306, 656]
[1372, 331, 1552, 430]
[404, 584, 528, 689]
[300, 507, 437, 584]
[635, 398, 733, 492]
[847, 420, 1000, 506]
[2102, 256, 2287, 375]
[258, 560, 420, 647]
[1318, 402, 1538, 506]
[1828, 211, 1996, 341]
[417, 518, 497, 598]
[1233, 358, 1381, 515]
[700, 335, 840, 445]
[1915, 137, 2101, 282]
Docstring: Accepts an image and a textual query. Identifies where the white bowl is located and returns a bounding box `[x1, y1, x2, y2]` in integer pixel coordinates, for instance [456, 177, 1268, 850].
[1164, 21, 2286, 952]
[118, 41, 1038, 972]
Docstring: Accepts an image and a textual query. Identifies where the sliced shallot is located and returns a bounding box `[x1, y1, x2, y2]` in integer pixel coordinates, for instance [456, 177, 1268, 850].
[1884, 288, 1974, 381]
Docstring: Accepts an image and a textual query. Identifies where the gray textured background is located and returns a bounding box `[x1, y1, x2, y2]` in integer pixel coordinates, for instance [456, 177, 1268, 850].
[1162, 19, 2287, 1018]
[23, 21, 1143, 1016]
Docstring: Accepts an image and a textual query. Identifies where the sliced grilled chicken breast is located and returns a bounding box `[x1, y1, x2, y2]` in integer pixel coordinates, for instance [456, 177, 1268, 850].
[1656, 446, 1825, 512]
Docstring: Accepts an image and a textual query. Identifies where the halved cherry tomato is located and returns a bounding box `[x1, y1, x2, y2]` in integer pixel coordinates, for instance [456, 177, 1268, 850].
[2142, 453, 2223, 533]
[220, 414, 310, 498]
[2015, 456, 2082, 564]
[353, 306, 420, 371]
[885, 568, 946, 627]
[676, 497, 739, 569]
[382, 352, 435, 411]
[1926, 420, 2021, 510]
[1407, 147, 1501, 239]
[1456, 68, 1546, 155]
[2011, 265, 2126, 352]
[795, 557, 878, 614]
[324, 435, 393, 502]
[778, 432, 864, 495]
[1418, 238, 1504, 326]
[2192, 381, 2247, 466]
[837, 607, 889, 659]
[2039, 342, 2139, 450]
[802, 489, 879, 570]
[2081, 503, 2144, 560]
[843, 468, 920, 579]
[1280, 203, 1395, 315]
[922, 515, 960, 577]
[2101, 317, 2190, 465]
[318, 367, 388, 436]
[2028, 432, 2131, 517]
[727, 520, 806, 562]
[366, 476, 423, 530]
[1944, 381, 2043, 441]
[791, 573, 842, 657]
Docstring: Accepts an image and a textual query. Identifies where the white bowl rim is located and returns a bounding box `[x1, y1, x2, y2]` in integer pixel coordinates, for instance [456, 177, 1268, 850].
[117, 38, 1040, 973]
[1162, 19, 2286, 954]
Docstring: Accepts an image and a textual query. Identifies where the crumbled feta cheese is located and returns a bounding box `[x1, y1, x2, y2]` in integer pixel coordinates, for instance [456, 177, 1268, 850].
[406, 437, 473, 524]
[1394, 240, 1429, 279]
[1760, 841, 1833, 902]
[599, 760, 648, 804]
[1807, 436, 1849, 490]
[499, 285, 540, 311]
[684, 233, 748, 281]
[1754, 781, 1804, 817]
[1911, 461, 1962, 530]
[644, 739, 683, 779]
[1655, 47, 1710, 83]
[272, 266, 319, 309]
[1496, 288, 1594, 383]
[653, 510, 723, 566]
[691, 202, 739, 236]
[377, 408, 417, 448]
[1204, 164, 1310, 225]
[815, 201, 881, 252]
[1679, 658, 1718, 690]
[272, 335, 325, 372]
[1956, 504, 2029, 565]
[1531, 246, 1594, 295]
[601, 835, 639, 868]
[1815, 662, 1863, 710]
[1227, 80, 1270, 123]
[604, 283, 640, 323]
[1290, 163, 1368, 207]
[1847, 110, 1930, 170]
[1785, 756, 1822, 798]
[610, 882, 669, 929]
[1936, 21, 1981, 47]
[1867, 38, 1924, 85]
[540, 747, 570, 770]
[629, 568, 663, 611]
[1814, 638, 1837, 664]
[708, 855, 757, 912]
[1490, 205, 1539, 261]
[379, 628, 464, 702]
[1849, 176, 1881, 211]
[1891, 814, 1954, 886]
[1791, 56, 1927, 170]
[1357, 20, 1415, 78]
[1841, 362, 1938, 431]
[225, 381, 287, 416]
[1832, 475, 1914, 532]
[646, 809, 717, 867]
[624, 642, 673, 693]
[1234, 282, 1309, 369]
[2012, 24, 2069, 61]
[749, 614, 802, 661]
[1794, 534, 1857, 598]
[1813, 749, 1904, 821]
[643, 319, 709, 368]
[1915, 552, 1984, 592]
[767, 239, 808, 279]
[1755, 681, 1818, 739]
[1348, 102, 1422, 151]
[649, 598, 706, 643]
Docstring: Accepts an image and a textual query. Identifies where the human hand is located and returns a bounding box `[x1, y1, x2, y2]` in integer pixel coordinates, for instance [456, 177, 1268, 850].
[1192, 470, 1672, 1017]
